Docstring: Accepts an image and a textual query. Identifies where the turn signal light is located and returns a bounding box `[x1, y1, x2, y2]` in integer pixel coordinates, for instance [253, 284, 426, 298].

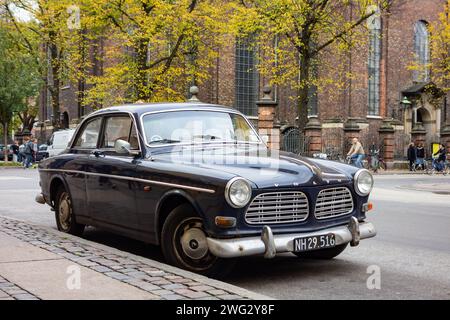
[215, 216, 236, 228]
[362, 202, 374, 212]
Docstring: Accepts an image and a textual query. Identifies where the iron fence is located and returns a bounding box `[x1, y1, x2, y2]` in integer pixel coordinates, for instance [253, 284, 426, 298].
[281, 127, 309, 156]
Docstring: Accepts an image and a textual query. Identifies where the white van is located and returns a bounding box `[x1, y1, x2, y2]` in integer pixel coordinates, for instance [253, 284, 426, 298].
[47, 129, 75, 157]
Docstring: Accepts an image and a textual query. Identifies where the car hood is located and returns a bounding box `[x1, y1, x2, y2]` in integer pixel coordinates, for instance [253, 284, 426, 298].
[150, 145, 354, 188]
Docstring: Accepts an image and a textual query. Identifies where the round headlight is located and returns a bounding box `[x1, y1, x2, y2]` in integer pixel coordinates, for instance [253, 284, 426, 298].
[225, 177, 252, 208]
[354, 169, 374, 196]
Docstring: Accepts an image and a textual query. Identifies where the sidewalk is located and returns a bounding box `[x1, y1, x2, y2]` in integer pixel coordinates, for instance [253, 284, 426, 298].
[0, 216, 270, 300]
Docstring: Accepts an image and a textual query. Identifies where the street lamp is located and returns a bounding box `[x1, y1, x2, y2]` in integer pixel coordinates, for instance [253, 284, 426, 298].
[401, 96, 412, 108]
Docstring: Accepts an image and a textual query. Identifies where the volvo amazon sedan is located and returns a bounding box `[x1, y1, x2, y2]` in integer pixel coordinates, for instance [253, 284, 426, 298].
[36, 103, 376, 277]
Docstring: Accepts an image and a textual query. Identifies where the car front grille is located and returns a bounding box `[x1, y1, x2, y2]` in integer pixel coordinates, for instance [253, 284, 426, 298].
[245, 191, 309, 225]
[314, 187, 354, 219]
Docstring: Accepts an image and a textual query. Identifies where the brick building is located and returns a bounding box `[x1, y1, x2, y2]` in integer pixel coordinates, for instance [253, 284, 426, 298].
[38, 0, 450, 166]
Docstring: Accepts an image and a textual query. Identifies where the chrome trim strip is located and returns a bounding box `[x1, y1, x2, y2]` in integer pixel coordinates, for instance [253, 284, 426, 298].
[139, 108, 264, 148]
[39, 169, 215, 194]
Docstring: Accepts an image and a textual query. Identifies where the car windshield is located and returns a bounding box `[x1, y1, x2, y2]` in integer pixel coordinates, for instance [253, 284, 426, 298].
[142, 110, 260, 146]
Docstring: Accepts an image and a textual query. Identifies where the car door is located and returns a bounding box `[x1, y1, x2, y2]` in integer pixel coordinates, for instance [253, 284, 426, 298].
[66, 116, 104, 223]
[85, 114, 140, 233]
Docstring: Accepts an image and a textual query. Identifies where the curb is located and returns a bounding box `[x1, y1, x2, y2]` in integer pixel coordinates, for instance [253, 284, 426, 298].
[0, 215, 272, 300]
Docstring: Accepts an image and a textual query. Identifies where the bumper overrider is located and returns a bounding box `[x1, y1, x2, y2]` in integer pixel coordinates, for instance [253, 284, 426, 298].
[206, 217, 376, 259]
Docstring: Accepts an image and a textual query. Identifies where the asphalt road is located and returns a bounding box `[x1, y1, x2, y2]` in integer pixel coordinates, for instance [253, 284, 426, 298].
[1, 168, 449, 299]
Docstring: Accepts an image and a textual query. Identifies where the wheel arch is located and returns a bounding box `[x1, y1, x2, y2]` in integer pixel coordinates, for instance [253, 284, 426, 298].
[155, 189, 204, 245]
[49, 175, 71, 207]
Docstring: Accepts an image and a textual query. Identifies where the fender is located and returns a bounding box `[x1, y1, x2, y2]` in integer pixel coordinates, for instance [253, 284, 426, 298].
[154, 189, 205, 243]
[48, 173, 75, 209]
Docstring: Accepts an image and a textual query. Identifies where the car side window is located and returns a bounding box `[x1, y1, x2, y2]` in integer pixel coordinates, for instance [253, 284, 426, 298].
[101, 116, 139, 150]
[73, 117, 102, 149]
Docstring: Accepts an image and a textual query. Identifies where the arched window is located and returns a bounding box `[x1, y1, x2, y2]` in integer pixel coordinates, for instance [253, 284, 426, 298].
[413, 20, 430, 82]
[235, 37, 258, 117]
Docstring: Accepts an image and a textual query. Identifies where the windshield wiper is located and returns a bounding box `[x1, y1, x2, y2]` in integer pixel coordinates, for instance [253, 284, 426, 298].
[192, 135, 223, 141]
[148, 139, 181, 145]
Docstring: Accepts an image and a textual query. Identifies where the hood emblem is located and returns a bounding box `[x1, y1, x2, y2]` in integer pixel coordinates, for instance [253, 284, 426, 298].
[293, 182, 299, 187]
[274, 183, 280, 187]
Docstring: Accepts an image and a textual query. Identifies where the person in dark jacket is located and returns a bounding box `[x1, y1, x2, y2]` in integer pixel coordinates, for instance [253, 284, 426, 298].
[407, 142, 417, 171]
[415, 143, 425, 170]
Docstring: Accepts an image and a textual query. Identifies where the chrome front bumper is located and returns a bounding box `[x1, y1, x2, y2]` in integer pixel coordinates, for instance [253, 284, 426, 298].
[35, 193, 46, 204]
[206, 217, 376, 259]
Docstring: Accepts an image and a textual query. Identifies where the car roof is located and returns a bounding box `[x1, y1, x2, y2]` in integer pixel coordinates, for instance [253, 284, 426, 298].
[89, 102, 240, 117]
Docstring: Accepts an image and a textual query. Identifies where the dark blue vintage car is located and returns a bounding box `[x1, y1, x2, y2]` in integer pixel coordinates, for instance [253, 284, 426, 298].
[36, 103, 376, 277]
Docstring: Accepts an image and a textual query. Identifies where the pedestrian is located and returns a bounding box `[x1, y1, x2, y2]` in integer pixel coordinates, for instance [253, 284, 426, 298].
[433, 144, 447, 172]
[407, 142, 417, 171]
[23, 136, 34, 169]
[415, 143, 425, 170]
[18, 141, 25, 163]
[32, 138, 38, 163]
[10, 140, 19, 163]
[347, 137, 365, 168]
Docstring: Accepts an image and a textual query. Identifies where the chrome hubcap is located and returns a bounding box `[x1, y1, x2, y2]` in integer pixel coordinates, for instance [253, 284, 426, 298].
[180, 223, 208, 260]
[59, 194, 71, 230]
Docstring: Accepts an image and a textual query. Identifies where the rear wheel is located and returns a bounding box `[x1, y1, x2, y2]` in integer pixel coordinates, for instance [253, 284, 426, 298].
[294, 244, 348, 260]
[161, 204, 236, 278]
[54, 186, 85, 236]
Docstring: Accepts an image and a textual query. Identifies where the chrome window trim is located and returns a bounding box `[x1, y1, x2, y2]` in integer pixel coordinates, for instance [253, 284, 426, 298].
[70, 111, 144, 155]
[245, 191, 310, 225]
[314, 187, 354, 220]
[39, 169, 215, 194]
[139, 108, 264, 148]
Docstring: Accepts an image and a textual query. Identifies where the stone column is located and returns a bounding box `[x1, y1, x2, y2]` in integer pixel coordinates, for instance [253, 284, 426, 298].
[378, 119, 395, 167]
[304, 116, 322, 156]
[257, 86, 279, 150]
[441, 124, 450, 160]
[411, 122, 427, 147]
[343, 118, 361, 152]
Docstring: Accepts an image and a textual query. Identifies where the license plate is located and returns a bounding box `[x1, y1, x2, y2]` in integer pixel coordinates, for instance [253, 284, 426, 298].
[293, 234, 336, 252]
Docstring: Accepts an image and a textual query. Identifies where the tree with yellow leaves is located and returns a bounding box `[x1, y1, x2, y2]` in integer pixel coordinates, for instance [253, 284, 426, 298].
[79, 0, 229, 106]
[430, 0, 450, 93]
[232, 0, 391, 130]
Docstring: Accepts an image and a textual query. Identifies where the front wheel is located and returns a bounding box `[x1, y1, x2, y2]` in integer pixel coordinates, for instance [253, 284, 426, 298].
[161, 204, 236, 278]
[54, 186, 85, 236]
[294, 244, 348, 260]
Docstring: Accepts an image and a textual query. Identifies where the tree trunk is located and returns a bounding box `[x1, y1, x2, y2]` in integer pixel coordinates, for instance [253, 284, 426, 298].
[48, 40, 60, 130]
[297, 52, 311, 131]
[2, 121, 8, 163]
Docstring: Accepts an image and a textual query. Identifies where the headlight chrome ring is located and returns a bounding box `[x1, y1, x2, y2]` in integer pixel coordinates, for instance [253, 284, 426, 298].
[225, 177, 252, 208]
[354, 169, 374, 196]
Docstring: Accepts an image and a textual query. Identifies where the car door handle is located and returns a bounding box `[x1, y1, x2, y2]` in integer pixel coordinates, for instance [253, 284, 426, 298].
[91, 150, 105, 158]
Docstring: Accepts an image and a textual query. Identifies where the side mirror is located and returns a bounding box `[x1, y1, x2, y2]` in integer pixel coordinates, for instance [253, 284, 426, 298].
[114, 139, 131, 154]
[261, 135, 269, 144]
[114, 139, 140, 156]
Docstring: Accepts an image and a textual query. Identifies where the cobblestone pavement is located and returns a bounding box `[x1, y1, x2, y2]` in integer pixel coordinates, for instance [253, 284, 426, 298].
[0, 276, 39, 300]
[0, 216, 269, 300]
